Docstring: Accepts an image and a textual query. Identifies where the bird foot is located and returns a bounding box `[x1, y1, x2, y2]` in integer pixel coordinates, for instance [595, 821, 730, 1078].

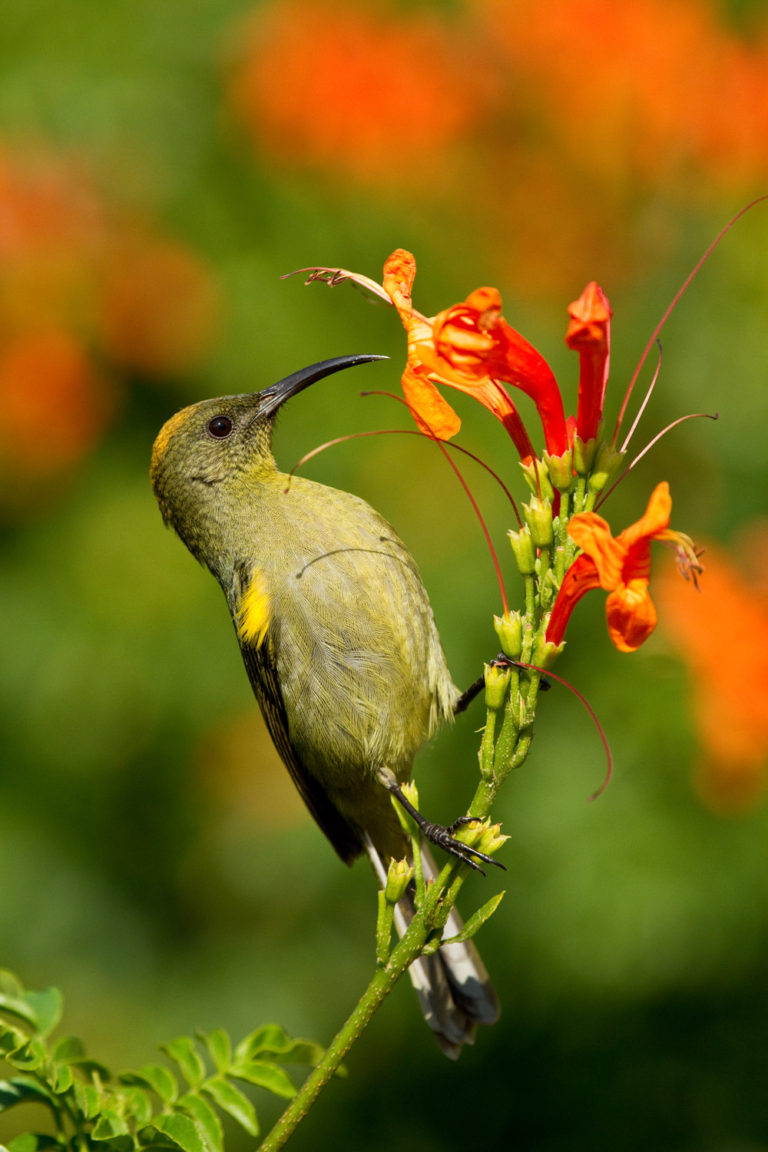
[386, 781, 505, 876]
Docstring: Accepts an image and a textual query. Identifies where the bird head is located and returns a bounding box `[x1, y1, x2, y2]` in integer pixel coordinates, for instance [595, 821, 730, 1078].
[150, 354, 385, 563]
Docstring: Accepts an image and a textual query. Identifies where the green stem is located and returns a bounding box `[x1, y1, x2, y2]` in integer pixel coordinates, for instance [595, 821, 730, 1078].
[257, 866, 465, 1152]
[523, 573, 536, 620]
[573, 475, 588, 512]
[558, 488, 571, 528]
[58, 1088, 90, 1152]
[259, 674, 538, 1150]
[258, 955, 408, 1150]
[375, 890, 394, 965]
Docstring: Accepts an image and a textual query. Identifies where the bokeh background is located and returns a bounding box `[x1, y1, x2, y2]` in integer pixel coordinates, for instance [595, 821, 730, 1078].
[2, 1, 768, 1148]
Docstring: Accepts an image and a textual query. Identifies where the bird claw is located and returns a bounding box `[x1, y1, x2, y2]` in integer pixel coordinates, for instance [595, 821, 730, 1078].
[384, 778, 506, 875]
[419, 817, 506, 876]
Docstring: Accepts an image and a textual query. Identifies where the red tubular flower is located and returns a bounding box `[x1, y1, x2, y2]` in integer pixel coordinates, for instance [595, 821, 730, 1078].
[546, 481, 701, 652]
[382, 249, 568, 461]
[565, 280, 612, 444]
[300, 252, 612, 464]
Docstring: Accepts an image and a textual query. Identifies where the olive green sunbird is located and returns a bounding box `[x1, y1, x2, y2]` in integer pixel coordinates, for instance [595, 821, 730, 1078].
[150, 354, 499, 1056]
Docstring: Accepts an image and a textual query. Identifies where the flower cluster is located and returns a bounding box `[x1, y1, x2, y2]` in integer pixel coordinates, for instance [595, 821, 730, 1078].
[231, 0, 768, 294]
[303, 250, 702, 657]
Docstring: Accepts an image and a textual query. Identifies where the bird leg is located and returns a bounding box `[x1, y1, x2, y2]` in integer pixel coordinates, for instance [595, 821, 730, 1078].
[453, 673, 485, 716]
[381, 773, 506, 875]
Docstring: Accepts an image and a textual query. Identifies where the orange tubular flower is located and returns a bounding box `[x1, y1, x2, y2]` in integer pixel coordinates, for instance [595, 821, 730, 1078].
[301, 252, 614, 463]
[566, 280, 612, 444]
[546, 481, 701, 652]
[382, 249, 567, 461]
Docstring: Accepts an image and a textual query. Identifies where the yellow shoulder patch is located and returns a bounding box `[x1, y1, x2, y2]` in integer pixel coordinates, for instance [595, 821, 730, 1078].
[237, 568, 271, 648]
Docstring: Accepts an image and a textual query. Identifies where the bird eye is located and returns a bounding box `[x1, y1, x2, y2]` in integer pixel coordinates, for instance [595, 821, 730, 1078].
[207, 415, 233, 439]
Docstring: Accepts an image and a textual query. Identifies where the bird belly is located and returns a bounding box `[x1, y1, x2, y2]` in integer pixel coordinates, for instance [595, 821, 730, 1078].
[233, 479, 458, 858]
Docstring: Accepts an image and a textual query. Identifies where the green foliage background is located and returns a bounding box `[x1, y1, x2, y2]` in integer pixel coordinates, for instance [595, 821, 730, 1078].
[2, 2, 768, 1149]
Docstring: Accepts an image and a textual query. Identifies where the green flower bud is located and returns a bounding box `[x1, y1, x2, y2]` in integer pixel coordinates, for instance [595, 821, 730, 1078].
[494, 611, 523, 659]
[508, 526, 536, 575]
[587, 441, 626, 493]
[532, 633, 565, 668]
[384, 858, 414, 904]
[391, 778, 420, 838]
[572, 434, 597, 475]
[400, 780, 419, 808]
[543, 448, 574, 492]
[523, 497, 554, 549]
[454, 818, 509, 859]
[484, 661, 512, 710]
[519, 457, 555, 500]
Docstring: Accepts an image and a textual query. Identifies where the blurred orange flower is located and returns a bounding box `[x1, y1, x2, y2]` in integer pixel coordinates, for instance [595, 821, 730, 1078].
[547, 482, 702, 653]
[97, 235, 218, 378]
[468, 0, 768, 291]
[0, 328, 114, 479]
[473, 0, 768, 192]
[0, 147, 218, 493]
[0, 150, 106, 335]
[0, 150, 105, 260]
[226, 0, 496, 186]
[657, 526, 768, 811]
[228, 0, 768, 294]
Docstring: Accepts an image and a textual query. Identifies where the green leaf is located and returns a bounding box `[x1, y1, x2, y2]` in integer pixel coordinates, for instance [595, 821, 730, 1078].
[23, 989, 63, 1039]
[230, 1060, 295, 1100]
[7, 1134, 61, 1152]
[442, 891, 506, 944]
[200, 1078, 258, 1138]
[195, 1031, 230, 1075]
[271, 1039, 327, 1067]
[161, 1039, 205, 1089]
[6, 1039, 46, 1072]
[276, 1046, 324, 1069]
[98, 1138, 133, 1152]
[73, 1079, 102, 1120]
[176, 1094, 222, 1152]
[233, 1025, 324, 1065]
[0, 1077, 55, 1111]
[51, 1036, 85, 1062]
[0, 981, 63, 1038]
[123, 1064, 178, 1104]
[149, 1113, 206, 1152]
[119, 1086, 153, 1127]
[92, 1109, 130, 1141]
[0, 1027, 25, 1056]
[52, 1064, 73, 1094]
[0, 973, 25, 1000]
[233, 1026, 287, 1061]
[0, 995, 37, 1032]
[137, 1134, 178, 1152]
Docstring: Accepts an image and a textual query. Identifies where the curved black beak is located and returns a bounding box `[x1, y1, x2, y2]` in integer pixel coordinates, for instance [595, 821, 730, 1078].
[260, 354, 388, 417]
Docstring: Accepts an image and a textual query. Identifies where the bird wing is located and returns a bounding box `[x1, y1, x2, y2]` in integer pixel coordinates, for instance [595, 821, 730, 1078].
[237, 628, 364, 865]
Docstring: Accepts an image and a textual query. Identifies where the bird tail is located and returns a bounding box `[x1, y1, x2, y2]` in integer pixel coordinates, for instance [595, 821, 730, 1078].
[366, 839, 500, 1059]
